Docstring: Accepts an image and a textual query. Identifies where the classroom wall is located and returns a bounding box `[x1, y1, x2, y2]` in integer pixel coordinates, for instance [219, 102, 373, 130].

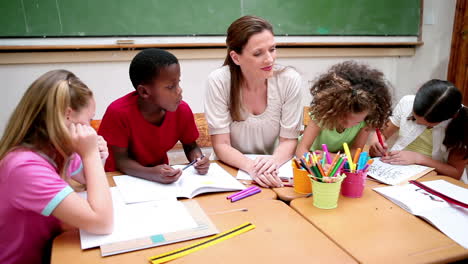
[0, 0, 456, 135]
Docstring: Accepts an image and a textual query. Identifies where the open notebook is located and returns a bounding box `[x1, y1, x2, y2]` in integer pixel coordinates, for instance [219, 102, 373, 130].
[79, 188, 218, 256]
[367, 158, 434, 185]
[373, 180, 468, 249]
[114, 163, 246, 204]
[236, 154, 293, 181]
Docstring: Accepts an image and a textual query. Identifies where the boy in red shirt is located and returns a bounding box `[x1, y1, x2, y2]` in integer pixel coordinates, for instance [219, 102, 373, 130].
[99, 48, 209, 183]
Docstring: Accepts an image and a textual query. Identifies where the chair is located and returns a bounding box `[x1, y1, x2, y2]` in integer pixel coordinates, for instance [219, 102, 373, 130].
[171, 113, 212, 150]
[303, 106, 311, 127]
[90, 119, 101, 132]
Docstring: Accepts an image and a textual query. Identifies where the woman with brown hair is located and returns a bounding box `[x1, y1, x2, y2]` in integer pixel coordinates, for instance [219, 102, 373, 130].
[204, 15, 303, 188]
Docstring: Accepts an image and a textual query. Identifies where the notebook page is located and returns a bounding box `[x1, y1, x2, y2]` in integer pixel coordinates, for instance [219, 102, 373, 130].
[113, 175, 179, 204]
[173, 163, 245, 198]
[374, 180, 468, 248]
[367, 158, 433, 185]
[79, 188, 197, 249]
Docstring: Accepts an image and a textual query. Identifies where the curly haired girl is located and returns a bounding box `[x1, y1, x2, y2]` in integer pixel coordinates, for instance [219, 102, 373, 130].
[295, 61, 392, 157]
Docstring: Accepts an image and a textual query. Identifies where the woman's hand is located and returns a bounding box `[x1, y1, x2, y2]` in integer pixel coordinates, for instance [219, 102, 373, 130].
[249, 156, 282, 188]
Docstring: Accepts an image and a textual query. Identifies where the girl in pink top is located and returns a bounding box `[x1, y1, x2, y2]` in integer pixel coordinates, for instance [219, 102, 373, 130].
[0, 70, 113, 264]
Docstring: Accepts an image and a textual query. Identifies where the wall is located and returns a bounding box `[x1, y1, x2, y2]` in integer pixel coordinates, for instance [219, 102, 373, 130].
[0, 0, 456, 135]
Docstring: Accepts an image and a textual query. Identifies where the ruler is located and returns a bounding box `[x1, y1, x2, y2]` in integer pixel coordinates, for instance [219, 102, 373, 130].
[149, 222, 256, 263]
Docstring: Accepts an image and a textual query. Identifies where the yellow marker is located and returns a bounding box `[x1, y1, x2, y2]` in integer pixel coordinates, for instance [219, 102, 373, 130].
[343, 143, 355, 171]
[149, 222, 255, 263]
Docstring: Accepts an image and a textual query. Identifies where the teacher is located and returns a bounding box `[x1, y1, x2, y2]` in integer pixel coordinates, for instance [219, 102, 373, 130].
[204, 15, 303, 188]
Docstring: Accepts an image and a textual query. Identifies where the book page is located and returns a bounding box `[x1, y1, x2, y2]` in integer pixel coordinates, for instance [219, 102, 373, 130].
[236, 154, 293, 180]
[374, 180, 468, 249]
[113, 175, 179, 204]
[419, 207, 468, 249]
[373, 182, 450, 214]
[367, 158, 433, 185]
[114, 163, 245, 203]
[79, 188, 197, 249]
[173, 163, 246, 198]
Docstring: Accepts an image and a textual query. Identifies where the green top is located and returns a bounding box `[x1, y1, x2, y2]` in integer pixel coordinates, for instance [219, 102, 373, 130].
[310, 121, 367, 152]
[404, 128, 433, 157]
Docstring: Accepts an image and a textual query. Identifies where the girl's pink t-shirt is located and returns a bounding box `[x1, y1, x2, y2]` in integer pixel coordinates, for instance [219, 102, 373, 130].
[0, 149, 82, 264]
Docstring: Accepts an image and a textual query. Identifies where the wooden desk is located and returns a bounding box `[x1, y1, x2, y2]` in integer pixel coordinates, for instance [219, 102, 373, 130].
[52, 200, 357, 263]
[290, 175, 468, 263]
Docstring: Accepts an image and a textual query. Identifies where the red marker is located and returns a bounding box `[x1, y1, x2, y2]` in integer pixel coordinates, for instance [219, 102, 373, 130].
[376, 128, 386, 156]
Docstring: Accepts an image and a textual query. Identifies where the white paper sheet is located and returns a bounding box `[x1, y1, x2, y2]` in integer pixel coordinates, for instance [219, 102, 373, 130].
[367, 158, 433, 185]
[374, 180, 468, 248]
[78, 188, 197, 249]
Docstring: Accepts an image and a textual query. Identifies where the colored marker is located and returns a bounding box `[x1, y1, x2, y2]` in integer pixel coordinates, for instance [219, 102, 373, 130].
[226, 186, 257, 200]
[322, 144, 332, 164]
[231, 188, 261, 202]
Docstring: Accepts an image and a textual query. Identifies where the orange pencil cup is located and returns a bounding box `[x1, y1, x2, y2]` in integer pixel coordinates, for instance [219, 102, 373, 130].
[292, 162, 312, 194]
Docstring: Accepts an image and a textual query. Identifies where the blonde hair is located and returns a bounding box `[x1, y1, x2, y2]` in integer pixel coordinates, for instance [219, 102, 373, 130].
[0, 70, 93, 178]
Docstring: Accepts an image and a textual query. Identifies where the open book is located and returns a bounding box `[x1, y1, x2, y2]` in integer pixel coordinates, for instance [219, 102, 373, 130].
[79, 188, 218, 256]
[374, 180, 468, 249]
[367, 158, 434, 185]
[236, 154, 293, 181]
[114, 163, 246, 204]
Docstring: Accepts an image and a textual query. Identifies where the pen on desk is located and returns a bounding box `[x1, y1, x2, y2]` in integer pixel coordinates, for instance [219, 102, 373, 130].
[231, 188, 261, 202]
[182, 154, 205, 170]
[249, 181, 293, 188]
[229, 186, 261, 201]
[226, 186, 258, 200]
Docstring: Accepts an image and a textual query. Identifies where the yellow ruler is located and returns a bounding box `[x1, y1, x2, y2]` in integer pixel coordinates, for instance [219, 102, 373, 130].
[149, 222, 255, 264]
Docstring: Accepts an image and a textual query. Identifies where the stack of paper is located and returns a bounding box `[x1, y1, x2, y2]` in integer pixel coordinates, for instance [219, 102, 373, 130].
[78, 188, 198, 250]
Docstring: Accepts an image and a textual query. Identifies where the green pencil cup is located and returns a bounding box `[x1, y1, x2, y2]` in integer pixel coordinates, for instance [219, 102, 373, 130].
[311, 176, 345, 209]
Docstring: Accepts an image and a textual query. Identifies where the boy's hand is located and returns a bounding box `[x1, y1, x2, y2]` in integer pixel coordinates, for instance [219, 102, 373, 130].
[152, 165, 182, 184]
[194, 155, 210, 175]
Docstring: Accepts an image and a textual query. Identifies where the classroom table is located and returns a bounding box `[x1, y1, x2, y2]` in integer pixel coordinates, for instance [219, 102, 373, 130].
[290, 174, 468, 263]
[273, 170, 438, 202]
[51, 199, 357, 263]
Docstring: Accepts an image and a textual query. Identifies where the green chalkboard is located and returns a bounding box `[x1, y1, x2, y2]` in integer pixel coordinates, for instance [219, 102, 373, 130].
[0, 0, 420, 37]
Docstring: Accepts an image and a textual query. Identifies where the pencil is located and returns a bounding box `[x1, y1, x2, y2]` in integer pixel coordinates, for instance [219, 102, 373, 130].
[327, 151, 340, 176]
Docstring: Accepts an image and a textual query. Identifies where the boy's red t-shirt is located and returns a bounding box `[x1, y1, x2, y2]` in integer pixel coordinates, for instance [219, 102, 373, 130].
[98, 91, 199, 171]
